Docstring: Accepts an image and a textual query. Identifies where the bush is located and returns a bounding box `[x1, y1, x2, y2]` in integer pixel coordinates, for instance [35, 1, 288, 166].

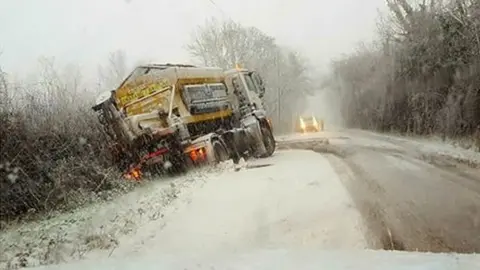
[328, 0, 480, 143]
[0, 61, 126, 221]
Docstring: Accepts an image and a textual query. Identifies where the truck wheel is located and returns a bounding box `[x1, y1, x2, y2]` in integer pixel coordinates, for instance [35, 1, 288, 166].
[212, 139, 229, 163]
[260, 126, 275, 158]
[167, 153, 187, 175]
[163, 135, 188, 174]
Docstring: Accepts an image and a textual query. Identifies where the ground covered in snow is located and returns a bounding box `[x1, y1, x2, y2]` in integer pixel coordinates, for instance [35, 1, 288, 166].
[0, 164, 227, 269]
[99, 150, 367, 260]
[3, 129, 480, 269]
[33, 249, 480, 270]
[276, 129, 480, 252]
[1, 148, 368, 269]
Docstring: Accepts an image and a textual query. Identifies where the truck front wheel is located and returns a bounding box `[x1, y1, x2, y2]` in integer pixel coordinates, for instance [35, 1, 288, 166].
[260, 125, 275, 158]
[212, 139, 230, 163]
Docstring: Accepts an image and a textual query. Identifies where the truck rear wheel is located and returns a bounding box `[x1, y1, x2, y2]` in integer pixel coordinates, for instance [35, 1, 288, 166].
[165, 137, 187, 175]
[166, 153, 187, 175]
[260, 125, 275, 158]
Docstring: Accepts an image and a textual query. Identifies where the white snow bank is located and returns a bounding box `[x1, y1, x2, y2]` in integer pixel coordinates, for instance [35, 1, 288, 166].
[352, 129, 480, 165]
[278, 129, 480, 165]
[2, 148, 367, 269]
[0, 165, 229, 269]
[104, 150, 367, 259]
[31, 248, 480, 270]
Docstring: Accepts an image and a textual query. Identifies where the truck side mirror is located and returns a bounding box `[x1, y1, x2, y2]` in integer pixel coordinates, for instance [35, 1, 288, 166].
[258, 88, 265, 98]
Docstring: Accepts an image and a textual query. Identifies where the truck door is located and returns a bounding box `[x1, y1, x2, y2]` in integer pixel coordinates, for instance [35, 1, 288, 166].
[242, 72, 265, 111]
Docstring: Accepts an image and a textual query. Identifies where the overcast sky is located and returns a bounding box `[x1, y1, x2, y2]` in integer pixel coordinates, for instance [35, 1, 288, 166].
[0, 0, 387, 78]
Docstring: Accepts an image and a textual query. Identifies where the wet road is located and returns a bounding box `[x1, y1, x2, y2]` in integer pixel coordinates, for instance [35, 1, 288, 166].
[278, 129, 480, 253]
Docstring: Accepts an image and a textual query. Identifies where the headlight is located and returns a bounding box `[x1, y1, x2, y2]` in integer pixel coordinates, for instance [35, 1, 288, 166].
[299, 118, 305, 129]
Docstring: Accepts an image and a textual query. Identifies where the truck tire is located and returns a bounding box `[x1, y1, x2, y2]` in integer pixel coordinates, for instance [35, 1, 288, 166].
[165, 137, 187, 175]
[260, 125, 275, 158]
[167, 152, 187, 175]
[212, 139, 229, 163]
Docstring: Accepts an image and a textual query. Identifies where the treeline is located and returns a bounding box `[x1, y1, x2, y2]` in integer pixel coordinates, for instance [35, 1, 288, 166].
[187, 18, 313, 133]
[329, 0, 480, 139]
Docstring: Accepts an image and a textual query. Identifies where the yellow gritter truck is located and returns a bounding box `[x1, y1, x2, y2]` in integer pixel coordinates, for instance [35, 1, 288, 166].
[92, 63, 275, 179]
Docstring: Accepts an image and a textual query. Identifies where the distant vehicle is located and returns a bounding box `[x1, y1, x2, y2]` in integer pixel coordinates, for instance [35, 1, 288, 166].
[295, 115, 324, 133]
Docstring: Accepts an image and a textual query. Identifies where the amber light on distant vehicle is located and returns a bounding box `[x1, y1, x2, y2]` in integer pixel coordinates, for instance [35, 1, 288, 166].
[299, 118, 306, 130]
[296, 116, 323, 133]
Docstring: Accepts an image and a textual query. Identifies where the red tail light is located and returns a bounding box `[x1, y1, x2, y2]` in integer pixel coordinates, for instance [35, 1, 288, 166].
[125, 167, 142, 181]
[189, 147, 206, 162]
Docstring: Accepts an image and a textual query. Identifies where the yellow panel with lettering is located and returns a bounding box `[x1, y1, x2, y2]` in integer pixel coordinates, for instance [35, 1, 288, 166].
[177, 77, 224, 86]
[116, 78, 171, 108]
[125, 90, 170, 116]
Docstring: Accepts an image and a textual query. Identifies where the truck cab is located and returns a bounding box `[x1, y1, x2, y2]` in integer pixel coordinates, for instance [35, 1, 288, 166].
[224, 67, 267, 119]
[221, 67, 274, 160]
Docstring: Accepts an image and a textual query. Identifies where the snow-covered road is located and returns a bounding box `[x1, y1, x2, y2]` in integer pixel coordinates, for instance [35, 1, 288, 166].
[279, 129, 480, 252]
[4, 128, 480, 269]
[87, 149, 367, 260]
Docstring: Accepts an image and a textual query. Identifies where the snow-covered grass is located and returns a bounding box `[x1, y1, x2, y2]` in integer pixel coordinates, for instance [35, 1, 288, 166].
[0, 163, 231, 270]
[108, 150, 366, 259]
[351, 129, 480, 167]
[1, 148, 370, 269]
[276, 128, 480, 169]
[27, 149, 369, 270]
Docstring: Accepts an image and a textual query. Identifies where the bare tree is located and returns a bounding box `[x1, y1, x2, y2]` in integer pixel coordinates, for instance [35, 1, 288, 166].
[97, 50, 128, 91]
[0, 52, 11, 114]
[0, 65, 8, 113]
[327, 0, 480, 145]
[187, 18, 313, 133]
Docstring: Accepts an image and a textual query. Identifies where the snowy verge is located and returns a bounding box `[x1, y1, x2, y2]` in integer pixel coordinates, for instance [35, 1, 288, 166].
[0, 163, 232, 270]
[349, 129, 480, 167]
[109, 150, 367, 258]
[277, 129, 480, 167]
[30, 249, 480, 270]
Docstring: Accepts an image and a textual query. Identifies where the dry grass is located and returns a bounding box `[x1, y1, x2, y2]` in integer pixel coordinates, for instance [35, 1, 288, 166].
[0, 61, 132, 222]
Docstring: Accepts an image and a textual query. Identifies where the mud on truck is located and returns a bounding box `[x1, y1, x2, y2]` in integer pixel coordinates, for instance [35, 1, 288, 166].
[92, 63, 275, 179]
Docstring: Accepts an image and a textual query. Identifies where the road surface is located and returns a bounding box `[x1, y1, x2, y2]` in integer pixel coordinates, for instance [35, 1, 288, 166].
[85, 128, 480, 260]
[104, 149, 367, 259]
[278, 129, 480, 253]
[3, 129, 480, 269]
